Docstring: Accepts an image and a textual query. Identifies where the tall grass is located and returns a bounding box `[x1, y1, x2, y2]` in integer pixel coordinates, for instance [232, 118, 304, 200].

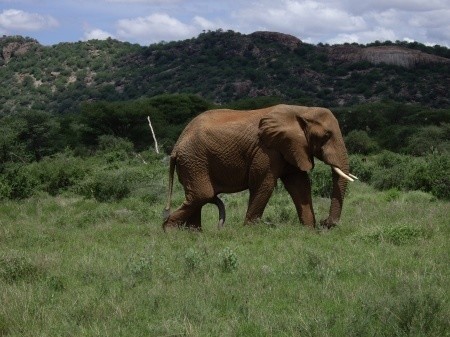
[0, 156, 449, 336]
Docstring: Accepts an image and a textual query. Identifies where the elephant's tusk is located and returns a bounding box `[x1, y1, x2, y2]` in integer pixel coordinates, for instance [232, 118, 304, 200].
[333, 167, 355, 182]
[349, 173, 359, 180]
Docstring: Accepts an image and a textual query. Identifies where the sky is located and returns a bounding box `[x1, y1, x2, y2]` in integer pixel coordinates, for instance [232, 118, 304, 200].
[0, 0, 449, 47]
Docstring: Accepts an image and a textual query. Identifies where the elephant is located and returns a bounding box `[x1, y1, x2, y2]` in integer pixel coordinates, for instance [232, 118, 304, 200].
[162, 104, 357, 230]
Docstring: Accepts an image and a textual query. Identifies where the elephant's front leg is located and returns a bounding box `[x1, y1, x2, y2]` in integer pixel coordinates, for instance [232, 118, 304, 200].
[281, 172, 315, 228]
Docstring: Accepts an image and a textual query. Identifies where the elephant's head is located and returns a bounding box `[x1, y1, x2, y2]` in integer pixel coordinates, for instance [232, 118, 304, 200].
[258, 105, 356, 228]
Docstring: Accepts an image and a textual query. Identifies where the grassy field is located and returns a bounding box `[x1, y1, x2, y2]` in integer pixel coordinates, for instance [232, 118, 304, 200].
[0, 161, 449, 336]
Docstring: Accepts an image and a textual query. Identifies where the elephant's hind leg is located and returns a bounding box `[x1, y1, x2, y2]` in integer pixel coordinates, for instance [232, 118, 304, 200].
[163, 194, 215, 231]
[163, 199, 200, 230]
[186, 208, 202, 230]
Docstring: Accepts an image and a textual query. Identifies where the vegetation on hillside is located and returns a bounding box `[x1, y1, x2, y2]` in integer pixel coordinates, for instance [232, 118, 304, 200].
[1, 30, 449, 117]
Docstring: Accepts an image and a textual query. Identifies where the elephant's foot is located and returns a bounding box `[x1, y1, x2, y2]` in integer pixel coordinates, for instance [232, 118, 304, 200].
[162, 220, 178, 231]
[319, 218, 337, 229]
[243, 216, 262, 226]
[163, 219, 202, 232]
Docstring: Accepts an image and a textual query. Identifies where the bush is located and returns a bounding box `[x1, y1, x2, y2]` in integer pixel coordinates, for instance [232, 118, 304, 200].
[78, 169, 131, 202]
[219, 247, 238, 273]
[368, 151, 450, 200]
[375, 150, 405, 169]
[25, 153, 88, 195]
[427, 154, 450, 199]
[0, 164, 38, 200]
[406, 124, 450, 155]
[310, 162, 332, 197]
[184, 248, 206, 274]
[345, 130, 379, 155]
[359, 224, 430, 245]
[76, 162, 164, 202]
[349, 155, 373, 182]
[98, 135, 134, 151]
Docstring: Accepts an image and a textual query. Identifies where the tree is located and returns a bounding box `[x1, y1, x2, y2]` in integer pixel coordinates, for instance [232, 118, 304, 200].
[17, 110, 61, 161]
[345, 130, 379, 155]
[406, 124, 450, 155]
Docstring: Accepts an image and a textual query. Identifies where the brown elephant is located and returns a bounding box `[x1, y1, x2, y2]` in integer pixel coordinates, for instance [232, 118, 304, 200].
[163, 104, 357, 230]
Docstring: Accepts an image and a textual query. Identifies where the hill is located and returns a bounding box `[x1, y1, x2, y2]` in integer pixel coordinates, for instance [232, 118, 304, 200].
[1, 30, 449, 116]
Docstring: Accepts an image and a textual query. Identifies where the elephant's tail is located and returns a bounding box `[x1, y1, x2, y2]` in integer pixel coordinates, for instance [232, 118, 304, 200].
[163, 155, 176, 220]
[211, 195, 226, 228]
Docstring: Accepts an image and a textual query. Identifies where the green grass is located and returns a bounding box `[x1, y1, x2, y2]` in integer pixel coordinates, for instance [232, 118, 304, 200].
[0, 172, 449, 336]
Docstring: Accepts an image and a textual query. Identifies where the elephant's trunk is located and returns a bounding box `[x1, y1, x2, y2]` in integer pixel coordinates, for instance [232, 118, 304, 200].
[322, 151, 352, 228]
[324, 169, 348, 228]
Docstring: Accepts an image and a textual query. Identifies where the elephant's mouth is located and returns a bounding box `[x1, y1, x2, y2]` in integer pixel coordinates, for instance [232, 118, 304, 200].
[332, 166, 358, 182]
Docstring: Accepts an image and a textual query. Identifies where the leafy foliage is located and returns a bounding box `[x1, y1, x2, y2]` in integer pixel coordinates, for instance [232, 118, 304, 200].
[345, 130, 379, 154]
[1, 31, 449, 118]
[352, 151, 450, 200]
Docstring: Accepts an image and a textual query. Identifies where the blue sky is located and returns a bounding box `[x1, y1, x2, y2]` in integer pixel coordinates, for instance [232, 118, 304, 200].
[1, 0, 449, 47]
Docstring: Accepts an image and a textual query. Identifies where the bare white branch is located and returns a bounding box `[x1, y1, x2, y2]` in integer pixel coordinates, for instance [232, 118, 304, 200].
[147, 116, 160, 154]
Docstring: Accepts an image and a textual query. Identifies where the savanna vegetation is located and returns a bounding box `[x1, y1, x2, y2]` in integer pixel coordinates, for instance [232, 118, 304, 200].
[0, 147, 449, 336]
[1, 94, 449, 336]
[1, 30, 449, 335]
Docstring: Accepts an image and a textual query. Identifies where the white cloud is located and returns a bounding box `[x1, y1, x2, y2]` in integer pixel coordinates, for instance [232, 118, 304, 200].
[193, 16, 217, 31]
[116, 13, 201, 44]
[0, 9, 58, 31]
[235, 0, 366, 39]
[84, 28, 114, 41]
[2, 0, 447, 47]
[104, 0, 180, 3]
[335, 0, 448, 14]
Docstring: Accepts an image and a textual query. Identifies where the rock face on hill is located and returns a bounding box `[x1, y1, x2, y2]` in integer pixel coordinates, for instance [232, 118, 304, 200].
[0, 37, 38, 64]
[329, 45, 450, 68]
[250, 31, 302, 50]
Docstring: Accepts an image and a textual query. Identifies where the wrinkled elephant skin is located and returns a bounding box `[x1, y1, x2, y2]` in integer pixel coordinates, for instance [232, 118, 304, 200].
[162, 104, 355, 230]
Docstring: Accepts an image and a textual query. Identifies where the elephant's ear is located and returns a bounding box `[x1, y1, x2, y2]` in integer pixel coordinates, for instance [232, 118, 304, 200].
[258, 110, 313, 172]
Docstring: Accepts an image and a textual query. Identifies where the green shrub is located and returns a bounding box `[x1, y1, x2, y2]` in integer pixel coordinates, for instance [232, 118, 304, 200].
[350, 285, 448, 336]
[78, 169, 131, 202]
[402, 159, 431, 192]
[310, 162, 332, 197]
[384, 188, 401, 202]
[46, 275, 66, 292]
[26, 153, 88, 195]
[426, 154, 450, 200]
[371, 167, 400, 190]
[127, 254, 153, 280]
[184, 248, 205, 274]
[349, 155, 373, 182]
[375, 150, 405, 169]
[0, 176, 12, 200]
[370, 152, 450, 200]
[98, 135, 135, 162]
[345, 130, 379, 155]
[406, 124, 450, 155]
[0, 164, 38, 199]
[219, 247, 238, 273]
[359, 225, 430, 245]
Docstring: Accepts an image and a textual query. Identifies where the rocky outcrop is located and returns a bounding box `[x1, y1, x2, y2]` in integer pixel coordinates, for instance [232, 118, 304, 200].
[250, 31, 302, 50]
[329, 45, 450, 68]
[1, 40, 37, 64]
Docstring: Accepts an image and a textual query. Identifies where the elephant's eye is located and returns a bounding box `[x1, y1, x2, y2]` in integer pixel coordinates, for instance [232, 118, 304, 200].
[324, 131, 331, 141]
